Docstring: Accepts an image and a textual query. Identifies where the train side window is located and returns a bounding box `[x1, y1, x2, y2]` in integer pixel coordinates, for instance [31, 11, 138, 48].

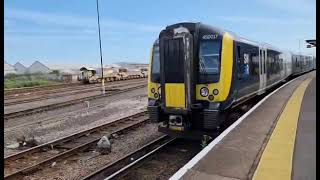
[267, 51, 272, 74]
[237, 45, 244, 78]
[268, 50, 276, 74]
[243, 53, 250, 75]
[259, 49, 262, 74]
[272, 52, 276, 73]
[239, 47, 252, 79]
[237, 45, 249, 77]
[263, 51, 266, 73]
[237, 45, 241, 59]
[237, 45, 243, 74]
[275, 53, 279, 71]
[251, 52, 259, 75]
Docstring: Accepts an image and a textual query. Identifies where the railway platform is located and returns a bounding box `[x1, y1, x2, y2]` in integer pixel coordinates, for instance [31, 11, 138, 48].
[170, 71, 316, 180]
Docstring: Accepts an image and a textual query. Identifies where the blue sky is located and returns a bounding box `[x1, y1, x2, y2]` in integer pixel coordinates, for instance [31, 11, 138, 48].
[4, 0, 316, 66]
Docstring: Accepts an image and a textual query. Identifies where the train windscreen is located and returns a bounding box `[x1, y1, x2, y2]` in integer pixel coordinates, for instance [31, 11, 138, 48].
[151, 45, 160, 82]
[199, 41, 221, 75]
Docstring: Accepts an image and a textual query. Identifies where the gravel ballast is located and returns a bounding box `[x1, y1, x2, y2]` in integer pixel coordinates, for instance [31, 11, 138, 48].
[5, 87, 147, 157]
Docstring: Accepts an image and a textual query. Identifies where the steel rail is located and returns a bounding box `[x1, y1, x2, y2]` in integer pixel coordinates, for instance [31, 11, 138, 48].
[4, 84, 147, 120]
[81, 135, 175, 180]
[4, 112, 149, 179]
[4, 79, 146, 106]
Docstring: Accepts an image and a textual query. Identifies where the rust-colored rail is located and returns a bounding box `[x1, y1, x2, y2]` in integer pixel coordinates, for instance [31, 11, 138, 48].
[4, 84, 147, 120]
[81, 135, 174, 180]
[4, 79, 147, 106]
[4, 111, 148, 179]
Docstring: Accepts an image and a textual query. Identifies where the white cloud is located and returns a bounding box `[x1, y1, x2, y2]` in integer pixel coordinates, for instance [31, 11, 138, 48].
[4, 7, 162, 34]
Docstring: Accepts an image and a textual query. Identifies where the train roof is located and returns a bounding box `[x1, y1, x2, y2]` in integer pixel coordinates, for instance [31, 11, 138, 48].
[80, 67, 96, 71]
[160, 22, 313, 56]
[164, 22, 284, 51]
[199, 23, 285, 52]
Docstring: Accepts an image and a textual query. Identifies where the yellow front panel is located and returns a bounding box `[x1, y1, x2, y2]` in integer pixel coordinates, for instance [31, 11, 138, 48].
[196, 32, 234, 102]
[165, 83, 185, 108]
[148, 82, 160, 99]
[147, 46, 161, 100]
[148, 47, 153, 98]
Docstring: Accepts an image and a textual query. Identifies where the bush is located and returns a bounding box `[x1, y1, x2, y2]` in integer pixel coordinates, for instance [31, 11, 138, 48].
[4, 73, 64, 89]
[5, 73, 18, 79]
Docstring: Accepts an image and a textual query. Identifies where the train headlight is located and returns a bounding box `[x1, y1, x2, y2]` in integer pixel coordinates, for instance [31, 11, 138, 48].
[151, 88, 155, 93]
[208, 95, 214, 101]
[200, 87, 209, 97]
[213, 89, 219, 95]
[154, 93, 159, 99]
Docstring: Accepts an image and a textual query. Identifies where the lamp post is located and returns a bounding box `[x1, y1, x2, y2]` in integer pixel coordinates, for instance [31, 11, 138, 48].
[96, 0, 105, 94]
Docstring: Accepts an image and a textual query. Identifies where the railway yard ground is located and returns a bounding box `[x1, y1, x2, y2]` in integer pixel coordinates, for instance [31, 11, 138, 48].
[4, 78, 147, 116]
[4, 78, 147, 156]
[4, 71, 316, 180]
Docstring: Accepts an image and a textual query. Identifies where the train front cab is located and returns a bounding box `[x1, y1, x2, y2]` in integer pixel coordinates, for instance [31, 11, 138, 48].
[80, 67, 97, 83]
[147, 23, 234, 138]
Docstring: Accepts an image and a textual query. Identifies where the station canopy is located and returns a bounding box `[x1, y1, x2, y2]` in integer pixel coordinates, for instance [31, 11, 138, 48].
[306, 39, 316, 47]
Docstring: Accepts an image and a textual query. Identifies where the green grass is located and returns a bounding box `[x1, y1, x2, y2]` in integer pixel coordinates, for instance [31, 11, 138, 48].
[4, 73, 63, 89]
[4, 79, 62, 89]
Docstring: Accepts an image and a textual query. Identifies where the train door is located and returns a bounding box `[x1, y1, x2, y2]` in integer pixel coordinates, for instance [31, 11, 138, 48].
[159, 27, 194, 110]
[258, 47, 267, 94]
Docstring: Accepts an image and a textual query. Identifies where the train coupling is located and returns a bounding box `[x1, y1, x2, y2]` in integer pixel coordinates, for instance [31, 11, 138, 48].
[168, 115, 185, 131]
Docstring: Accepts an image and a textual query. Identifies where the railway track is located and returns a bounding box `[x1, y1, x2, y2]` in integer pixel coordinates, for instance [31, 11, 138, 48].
[4, 79, 147, 106]
[81, 75, 312, 180]
[5, 78, 146, 99]
[4, 83, 95, 100]
[5, 77, 147, 97]
[4, 94, 146, 133]
[82, 137, 202, 180]
[4, 82, 82, 96]
[4, 88, 114, 106]
[4, 83, 147, 120]
[4, 111, 149, 180]
[4, 72, 312, 179]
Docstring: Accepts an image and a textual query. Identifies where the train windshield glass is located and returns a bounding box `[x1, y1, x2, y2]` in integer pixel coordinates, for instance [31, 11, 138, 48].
[151, 45, 160, 82]
[199, 41, 221, 75]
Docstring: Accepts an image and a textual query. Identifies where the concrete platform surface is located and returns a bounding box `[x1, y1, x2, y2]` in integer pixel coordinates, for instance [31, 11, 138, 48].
[292, 77, 316, 180]
[170, 71, 315, 180]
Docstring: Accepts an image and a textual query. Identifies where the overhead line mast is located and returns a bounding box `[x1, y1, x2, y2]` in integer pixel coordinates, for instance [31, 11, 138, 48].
[96, 0, 105, 94]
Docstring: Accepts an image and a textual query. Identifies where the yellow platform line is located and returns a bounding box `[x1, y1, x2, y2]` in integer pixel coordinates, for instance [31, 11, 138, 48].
[252, 78, 312, 180]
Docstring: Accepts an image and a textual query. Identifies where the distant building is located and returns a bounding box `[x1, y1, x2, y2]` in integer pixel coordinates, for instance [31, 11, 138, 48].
[14, 62, 27, 74]
[60, 69, 80, 75]
[26, 61, 51, 74]
[60, 69, 81, 82]
[62, 74, 79, 83]
[4, 61, 17, 76]
[48, 64, 83, 74]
